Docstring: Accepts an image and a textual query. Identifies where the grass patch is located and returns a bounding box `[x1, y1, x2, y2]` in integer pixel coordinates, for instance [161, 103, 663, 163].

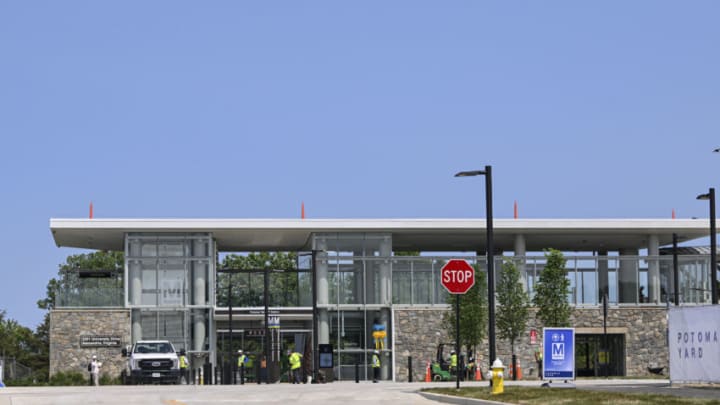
[423, 386, 720, 405]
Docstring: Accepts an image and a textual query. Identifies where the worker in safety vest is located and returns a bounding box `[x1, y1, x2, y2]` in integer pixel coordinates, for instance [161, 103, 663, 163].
[237, 350, 247, 369]
[371, 350, 381, 383]
[179, 350, 189, 384]
[289, 350, 303, 384]
[449, 350, 458, 376]
[534, 347, 543, 378]
[237, 349, 248, 382]
[466, 357, 475, 381]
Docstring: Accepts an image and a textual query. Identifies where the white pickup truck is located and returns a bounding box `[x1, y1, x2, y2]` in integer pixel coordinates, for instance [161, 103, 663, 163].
[122, 340, 182, 384]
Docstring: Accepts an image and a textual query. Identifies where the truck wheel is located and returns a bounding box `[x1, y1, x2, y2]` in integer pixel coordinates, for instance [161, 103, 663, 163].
[433, 374, 442, 382]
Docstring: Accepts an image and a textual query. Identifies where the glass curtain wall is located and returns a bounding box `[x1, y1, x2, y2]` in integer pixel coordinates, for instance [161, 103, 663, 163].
[313, 233, 393, 381]
[522, 255, 712, 305]
[126, 233, 215, 357]
[388, 254, 712, 307]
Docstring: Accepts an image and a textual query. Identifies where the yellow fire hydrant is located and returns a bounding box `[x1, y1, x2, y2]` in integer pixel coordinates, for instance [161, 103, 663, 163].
[490, 358, 505, 394]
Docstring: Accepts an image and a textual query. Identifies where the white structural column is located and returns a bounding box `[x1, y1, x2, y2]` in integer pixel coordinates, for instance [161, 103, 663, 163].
[365, 250, 376, 305]
[619, 248, 639, 303]
[129, 239, 142, 343]
[647, 235, 660, 303]
[192, 239, 206, 353]
[315, 238, 329, 345]
[597, 251, 609, 303]
[379, 237, 392, 380]
[380, 237, 392, 305]
[514, 234, 527, 291]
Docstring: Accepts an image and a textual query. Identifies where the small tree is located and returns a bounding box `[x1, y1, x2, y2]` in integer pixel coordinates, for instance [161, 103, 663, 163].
[496, 259, 530, 379]
[532, 249, 572, 327]
[442, 265, 487, 363]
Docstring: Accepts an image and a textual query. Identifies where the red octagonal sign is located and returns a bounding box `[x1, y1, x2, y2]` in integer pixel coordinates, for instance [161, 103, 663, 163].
[440, 259, 475, 294]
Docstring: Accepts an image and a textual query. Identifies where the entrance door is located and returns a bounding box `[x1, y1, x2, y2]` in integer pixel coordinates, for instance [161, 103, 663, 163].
[575, 334, 625, 377]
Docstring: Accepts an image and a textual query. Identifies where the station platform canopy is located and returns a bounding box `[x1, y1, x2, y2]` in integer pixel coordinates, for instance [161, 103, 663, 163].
[50, 218, 711, 253]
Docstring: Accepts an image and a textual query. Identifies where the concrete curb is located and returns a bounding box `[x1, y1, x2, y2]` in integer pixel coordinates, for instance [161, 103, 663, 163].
[418, 391, 509, 405]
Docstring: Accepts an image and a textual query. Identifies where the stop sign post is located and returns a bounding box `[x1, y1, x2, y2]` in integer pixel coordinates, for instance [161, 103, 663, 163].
[440, 259, 475, 389]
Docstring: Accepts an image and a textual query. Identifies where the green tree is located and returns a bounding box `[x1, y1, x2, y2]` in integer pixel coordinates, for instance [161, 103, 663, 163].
[442, 265, 488, 359]
[218, 252, 300, 307]
[532, 249, 572, 327]
[37, 251, 124, 311]
[496, 259, 530, 376]
[0, 310, 47, 383]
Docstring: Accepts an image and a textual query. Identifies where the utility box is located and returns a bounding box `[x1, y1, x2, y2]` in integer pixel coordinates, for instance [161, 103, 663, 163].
[319, 344, 334, 382]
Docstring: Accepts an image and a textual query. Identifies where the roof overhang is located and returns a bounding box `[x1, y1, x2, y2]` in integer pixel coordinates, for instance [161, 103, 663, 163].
[49, 218, 712, 252]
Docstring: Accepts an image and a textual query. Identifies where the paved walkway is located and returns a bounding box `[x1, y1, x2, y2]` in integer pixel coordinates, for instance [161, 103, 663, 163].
[1, 379, 717, 405]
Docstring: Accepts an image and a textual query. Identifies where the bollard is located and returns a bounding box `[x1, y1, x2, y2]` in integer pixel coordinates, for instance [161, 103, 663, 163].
[408, 356, 413, 383]
[355, 363, 359, 383]
[202, 361, 212, 385]
[192, 368, 196, 385]
[199, 367, 203, 385]
[233, 363, 237, 385]
[240, 364, 245, 385]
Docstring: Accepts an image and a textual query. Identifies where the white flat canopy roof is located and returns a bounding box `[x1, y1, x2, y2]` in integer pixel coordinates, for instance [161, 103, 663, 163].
[49, 218, 711, 252]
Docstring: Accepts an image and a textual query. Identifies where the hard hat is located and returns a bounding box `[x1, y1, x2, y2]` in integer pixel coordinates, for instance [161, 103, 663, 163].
[450, 350, 456, 354]
[237, 349, 243, 353]
[373, 350, 379, 354]
[92, 355, 97, 359]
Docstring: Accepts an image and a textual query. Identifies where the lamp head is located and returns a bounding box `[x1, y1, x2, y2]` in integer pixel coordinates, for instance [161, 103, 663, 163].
[697, 193, 711, 201]
[454, 170, 485, 177]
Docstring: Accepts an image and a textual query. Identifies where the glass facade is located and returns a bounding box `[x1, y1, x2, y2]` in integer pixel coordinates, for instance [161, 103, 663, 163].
[54, 270, 123, 308]
[125, 233, 215, 355]
[216, 270, 312, 308]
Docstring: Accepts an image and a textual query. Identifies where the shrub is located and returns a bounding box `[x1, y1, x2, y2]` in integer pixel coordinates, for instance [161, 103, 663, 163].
[48, 371, 89, 386]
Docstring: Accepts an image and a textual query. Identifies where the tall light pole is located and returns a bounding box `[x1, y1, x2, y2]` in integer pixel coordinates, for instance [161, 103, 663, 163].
[455, 165, 496, 369]
[697, 188, 718, 305]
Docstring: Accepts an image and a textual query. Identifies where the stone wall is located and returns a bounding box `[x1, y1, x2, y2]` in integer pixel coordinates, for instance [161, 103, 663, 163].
[50, 309, 131, 379]
[393, 306, 668, 381]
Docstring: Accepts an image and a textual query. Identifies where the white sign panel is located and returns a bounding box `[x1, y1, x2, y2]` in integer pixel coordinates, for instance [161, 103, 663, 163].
[669, 306, 720, 383]
[160, 271, 184, 306]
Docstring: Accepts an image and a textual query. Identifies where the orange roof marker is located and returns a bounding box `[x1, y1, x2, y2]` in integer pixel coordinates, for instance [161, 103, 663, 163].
[514, 200, 518, 219]
[301, 202, 305, 219]
[89, 202, 94, 219]
[672, 208, 676, 219]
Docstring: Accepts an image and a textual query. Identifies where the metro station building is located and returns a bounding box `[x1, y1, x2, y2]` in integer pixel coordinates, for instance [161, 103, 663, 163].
[49, 218, 716, 381]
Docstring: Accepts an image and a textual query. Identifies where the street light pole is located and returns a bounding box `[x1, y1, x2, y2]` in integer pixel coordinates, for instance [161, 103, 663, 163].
[455, 165, 496, 370]
[697, 188, 718, 305]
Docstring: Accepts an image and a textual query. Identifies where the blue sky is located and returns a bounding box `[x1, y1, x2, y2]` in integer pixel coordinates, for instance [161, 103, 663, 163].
[1, 1, 719, 328]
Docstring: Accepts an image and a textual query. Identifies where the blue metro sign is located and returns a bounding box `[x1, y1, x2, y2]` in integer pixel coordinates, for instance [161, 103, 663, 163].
[542, 327, 575, 380]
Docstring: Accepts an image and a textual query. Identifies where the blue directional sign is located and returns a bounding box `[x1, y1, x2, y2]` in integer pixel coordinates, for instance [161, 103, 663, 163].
[542, 328, 575, 380]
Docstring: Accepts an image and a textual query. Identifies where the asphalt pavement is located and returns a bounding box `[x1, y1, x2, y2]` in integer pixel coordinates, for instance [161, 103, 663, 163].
[0, 379, 717, 405]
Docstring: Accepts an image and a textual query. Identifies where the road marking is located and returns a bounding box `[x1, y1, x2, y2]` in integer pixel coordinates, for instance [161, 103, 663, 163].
[163, 400, 187, 405]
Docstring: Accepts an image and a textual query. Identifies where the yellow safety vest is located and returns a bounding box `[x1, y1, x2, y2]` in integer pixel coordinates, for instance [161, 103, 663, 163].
[179, 355, 189, 369]
[238, 355, 247, 367]
[372, 354, 380, 368]
[289, 352, 302, 370]
[450, 354, 457, 368]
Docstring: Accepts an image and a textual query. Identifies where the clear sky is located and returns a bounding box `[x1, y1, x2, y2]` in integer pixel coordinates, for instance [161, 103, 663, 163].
[1, 1, 719, 328]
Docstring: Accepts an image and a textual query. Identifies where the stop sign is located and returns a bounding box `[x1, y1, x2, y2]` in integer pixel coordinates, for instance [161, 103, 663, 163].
[440, 259, 475, 294]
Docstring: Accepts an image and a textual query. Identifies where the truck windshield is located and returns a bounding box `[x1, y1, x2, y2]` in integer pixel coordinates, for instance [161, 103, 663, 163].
[134, 342, 174, 354]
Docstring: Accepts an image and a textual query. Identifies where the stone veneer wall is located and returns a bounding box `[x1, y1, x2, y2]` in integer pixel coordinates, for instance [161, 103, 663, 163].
[50, 309, 131, 378]
[393, 306, 668, 381]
